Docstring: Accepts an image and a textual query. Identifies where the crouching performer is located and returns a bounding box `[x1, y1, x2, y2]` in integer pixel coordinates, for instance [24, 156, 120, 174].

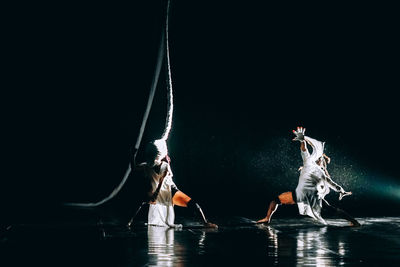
[132, 139, 217, 229]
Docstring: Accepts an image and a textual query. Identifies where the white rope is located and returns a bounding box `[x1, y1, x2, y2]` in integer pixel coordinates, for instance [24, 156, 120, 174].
[161, 0, 173, 141]
[65, 1, 172, 207]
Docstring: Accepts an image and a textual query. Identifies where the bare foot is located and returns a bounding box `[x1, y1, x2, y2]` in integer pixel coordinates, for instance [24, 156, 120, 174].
[205, 222, 218, 229]
[349, 220, 361, 227]
[257, 218, 270, 224]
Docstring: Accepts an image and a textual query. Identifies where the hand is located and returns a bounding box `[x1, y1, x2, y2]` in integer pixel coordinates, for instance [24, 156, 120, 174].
[149, 196, 157, 204]
[165, 154, 171, 164]
[162, 154, 171, 164]
[149, 193, 158, 204]
[292, 126, 306, 141]
[323, 154, 331, 164]
[339, 191, 352, 200]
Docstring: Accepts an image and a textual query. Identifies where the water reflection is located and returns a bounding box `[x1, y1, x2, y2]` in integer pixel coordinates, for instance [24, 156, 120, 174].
[265, 226, 279, 265]
[260, 222, 350, 266]
[147, 226, 209, 266]
[147, 226, 177, 267]
[296, 227, 331, 266]
[197, 230, 206, 254]
[146, 219, 353, 266]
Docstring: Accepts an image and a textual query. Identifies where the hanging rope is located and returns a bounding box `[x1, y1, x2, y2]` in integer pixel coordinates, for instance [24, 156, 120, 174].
[161, 0, 173, 141]
[66, 0, 173, 207]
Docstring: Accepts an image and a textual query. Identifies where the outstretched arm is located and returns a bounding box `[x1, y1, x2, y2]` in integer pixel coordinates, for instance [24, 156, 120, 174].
[325, 175, 344, 193]
[324, 174, 352, 200]
[300, 140, 307, 152]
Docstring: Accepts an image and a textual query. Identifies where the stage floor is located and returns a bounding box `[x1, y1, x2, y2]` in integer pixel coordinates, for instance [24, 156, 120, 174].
[1, 217, 400, 266]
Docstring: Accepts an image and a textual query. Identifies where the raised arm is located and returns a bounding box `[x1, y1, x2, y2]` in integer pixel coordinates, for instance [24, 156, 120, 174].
[324, 174, 344, 193]
[293, 127, 310, 160]
[300, 140, 307, 152]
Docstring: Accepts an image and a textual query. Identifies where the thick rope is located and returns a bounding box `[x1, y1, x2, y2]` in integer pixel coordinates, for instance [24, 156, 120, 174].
[161, 0, 173, 141]
[65, 1, 171, 207]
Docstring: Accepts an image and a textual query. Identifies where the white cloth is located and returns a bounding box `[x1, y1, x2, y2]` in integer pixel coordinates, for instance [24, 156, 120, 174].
[295, 136, 343, 224]
[303, 136, 325, 163]
[146, 162, 177, 227]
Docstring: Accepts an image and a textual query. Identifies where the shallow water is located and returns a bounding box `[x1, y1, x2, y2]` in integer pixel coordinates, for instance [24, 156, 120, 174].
[1, 217, 400, 266]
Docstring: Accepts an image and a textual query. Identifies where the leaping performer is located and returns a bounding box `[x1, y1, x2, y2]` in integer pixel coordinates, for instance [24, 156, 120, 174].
[257, 127, 360, 226]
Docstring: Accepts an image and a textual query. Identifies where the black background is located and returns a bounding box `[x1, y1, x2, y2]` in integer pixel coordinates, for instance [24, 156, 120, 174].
[2, 1, 399, 223]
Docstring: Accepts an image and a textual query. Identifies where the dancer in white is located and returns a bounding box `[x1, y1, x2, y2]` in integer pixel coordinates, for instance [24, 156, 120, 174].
[134, 139, 217, 228]
[257, 127, 360, 226]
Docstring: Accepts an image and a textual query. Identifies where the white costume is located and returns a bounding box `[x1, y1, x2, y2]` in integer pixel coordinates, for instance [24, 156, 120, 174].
[141, 140, 213, 229]
[145, 161, 177, 227]
[295, 136, 344, 224]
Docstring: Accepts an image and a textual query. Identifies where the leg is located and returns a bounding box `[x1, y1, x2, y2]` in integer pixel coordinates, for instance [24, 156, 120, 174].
[172, 190, 217, 228]
[172, 190, 192, 207]
[257, 191, 296, 223]
[323, 199, 360, 227]
[257, 200, 279, 223]
[127, 202, 148, 227]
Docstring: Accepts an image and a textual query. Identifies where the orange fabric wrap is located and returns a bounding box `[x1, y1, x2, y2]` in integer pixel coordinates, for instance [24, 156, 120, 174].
[172, 191, 192, 207]
[278, 191, 296, 205]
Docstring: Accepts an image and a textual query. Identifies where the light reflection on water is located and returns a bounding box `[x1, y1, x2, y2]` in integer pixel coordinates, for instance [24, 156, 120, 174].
[295, 227, 336, 267]
[197, 231, 206, 255]
[146, 223, 349, 266]
[264, 226, 279, 264]
[147, 226, 208, 266]
[259, 220, 353, 266]
[147, 226, 178, 267]
[143, 218, 400, 266]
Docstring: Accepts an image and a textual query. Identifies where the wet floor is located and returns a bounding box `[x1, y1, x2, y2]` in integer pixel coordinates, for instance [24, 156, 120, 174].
[1, 217, 400, 266]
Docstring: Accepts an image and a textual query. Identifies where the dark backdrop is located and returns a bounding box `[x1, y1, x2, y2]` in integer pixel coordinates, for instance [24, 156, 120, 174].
[2, 1, 399, 223]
